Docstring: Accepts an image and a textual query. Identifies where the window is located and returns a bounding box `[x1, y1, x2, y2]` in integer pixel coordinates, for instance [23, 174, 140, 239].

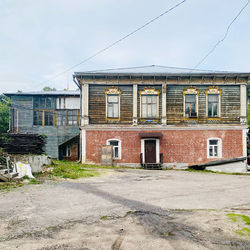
[56, 110, 80, 126]
[206, 87, 221, 119]
[107, 139, 121, 159]
[207, 138, 222, 158]
[139, 87, 160, 119]
[107, 95, 119, 118]
[33, 97, 56, 126]
[183, 87, 199, 119]
[62, 145, 71, 157]
[208, 95, 219, 117]
[141, 95, 157, 118]
[105, 87, 122, 120]
[185, 94, 197, 118]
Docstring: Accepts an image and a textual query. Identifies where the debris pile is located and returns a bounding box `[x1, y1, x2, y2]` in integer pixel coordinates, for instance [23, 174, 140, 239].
[3, 133, 46, 155]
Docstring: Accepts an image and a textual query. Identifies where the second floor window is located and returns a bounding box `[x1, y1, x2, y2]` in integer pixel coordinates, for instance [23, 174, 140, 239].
[141, 95, 157, 118]
[107, 95, 119, 118]
[183, 87, 199, 119]
[208, 94, 219, 117]
[185, 94, 197, 118]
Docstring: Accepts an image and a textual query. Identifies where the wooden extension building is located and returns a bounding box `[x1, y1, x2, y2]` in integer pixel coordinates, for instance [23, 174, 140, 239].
[73, 65, 249, 169]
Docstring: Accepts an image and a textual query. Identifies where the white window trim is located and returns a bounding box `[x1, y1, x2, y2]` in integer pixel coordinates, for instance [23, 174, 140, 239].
[207, 138, 222, 159]
[139, 88, 160, 118]
[141, 138, 160, 164]
[105, 87, 122, 120]
[205, 87, 221, 118]
[106, 139, 122, 160]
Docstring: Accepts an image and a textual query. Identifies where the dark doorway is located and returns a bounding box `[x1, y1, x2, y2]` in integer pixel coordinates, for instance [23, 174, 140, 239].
[145, 140, 156, 163]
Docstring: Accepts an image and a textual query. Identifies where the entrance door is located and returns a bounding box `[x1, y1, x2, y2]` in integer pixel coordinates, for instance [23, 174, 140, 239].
[145, 140, 156, 163]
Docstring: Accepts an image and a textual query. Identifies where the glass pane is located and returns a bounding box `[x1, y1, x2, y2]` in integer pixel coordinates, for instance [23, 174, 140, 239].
[40, 98, 45, 108]
[108, 105, 113, 117]
[109, 141, 119, 146]
[142, 104, 146, 117]
[46, 98, 52, 108]
[34, 98, 39, 108]
[209, 140, 218, 145]
[214, 146, 218, 156]
[114, 147, 119, 158]
[209, 146, 213, 156]
[152, 103, 157, 117]
[208, 103, 212, 117]
[213, 103, 218, 116]
[108, 95, 118, 103]
[152, 95, 157, 104]
[185, 94, 196, 102]
[113, 103, 119, 117]
[142, 96, 146, 104]
[147, 96, 152, 103]
[208, 94, 218, 102]
[148, 105, 152, 117]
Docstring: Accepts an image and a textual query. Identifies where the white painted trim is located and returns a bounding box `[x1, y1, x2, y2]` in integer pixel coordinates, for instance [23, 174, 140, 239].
[207, 137, 222, 159]
[242, 128, 247, 157]
[106, 138, 122, 159]
[81, 129, 86, 163]
[141, 138, 160, 164]
[133, 84, 138, 125]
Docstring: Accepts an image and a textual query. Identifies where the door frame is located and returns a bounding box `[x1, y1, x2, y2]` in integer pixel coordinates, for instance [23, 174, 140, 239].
[141, 138, 160, 164]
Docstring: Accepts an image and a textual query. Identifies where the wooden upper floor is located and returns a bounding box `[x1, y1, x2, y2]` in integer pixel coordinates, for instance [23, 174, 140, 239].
[74, 66, 249, 126]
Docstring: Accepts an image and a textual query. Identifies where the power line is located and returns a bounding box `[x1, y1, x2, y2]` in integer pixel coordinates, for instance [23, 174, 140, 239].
[40, 0, 187, 85]
[192, 0, 250, 71]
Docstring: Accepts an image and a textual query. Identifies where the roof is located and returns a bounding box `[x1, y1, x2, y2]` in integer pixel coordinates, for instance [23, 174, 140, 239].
[4, 90, 80, 97]
[74, 65, 250, 77]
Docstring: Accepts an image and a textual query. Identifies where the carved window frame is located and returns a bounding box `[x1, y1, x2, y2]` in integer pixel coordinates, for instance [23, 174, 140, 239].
[183, 87, 200, 120]
[105, 87, 122, 121]
[205, 86, 222, 120]
[139, 87, 160, 119]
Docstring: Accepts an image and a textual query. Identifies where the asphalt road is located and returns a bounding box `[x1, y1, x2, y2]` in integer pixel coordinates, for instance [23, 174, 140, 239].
[0, 169, 250, 249]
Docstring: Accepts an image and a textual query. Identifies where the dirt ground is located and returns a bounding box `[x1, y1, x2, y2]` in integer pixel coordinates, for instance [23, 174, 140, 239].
[0, 169, 250, 250]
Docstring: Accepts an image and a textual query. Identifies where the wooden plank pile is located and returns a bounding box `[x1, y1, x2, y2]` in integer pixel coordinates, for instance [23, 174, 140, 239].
[3, 133, 46, 155]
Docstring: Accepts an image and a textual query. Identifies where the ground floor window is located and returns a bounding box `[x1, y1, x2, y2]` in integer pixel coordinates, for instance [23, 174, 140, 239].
[107, 139, 121, 159]
[207, 138, 222, 158]
[62, 145, 71, 157]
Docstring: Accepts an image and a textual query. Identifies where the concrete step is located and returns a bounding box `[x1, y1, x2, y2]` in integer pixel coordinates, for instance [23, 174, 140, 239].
[0, 169, 8, 175]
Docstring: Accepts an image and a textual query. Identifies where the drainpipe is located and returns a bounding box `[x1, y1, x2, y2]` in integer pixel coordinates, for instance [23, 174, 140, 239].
[73, 75, 82, 163]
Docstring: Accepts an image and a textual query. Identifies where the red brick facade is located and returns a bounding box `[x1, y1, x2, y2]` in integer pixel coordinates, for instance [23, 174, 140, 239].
[85, 129, 243, 166]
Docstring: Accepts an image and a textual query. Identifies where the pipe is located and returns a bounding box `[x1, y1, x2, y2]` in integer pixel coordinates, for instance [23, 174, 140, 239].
[73, 75, 82, 163]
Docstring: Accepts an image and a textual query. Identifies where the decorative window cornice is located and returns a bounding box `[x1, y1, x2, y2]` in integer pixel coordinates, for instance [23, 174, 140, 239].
[205, 86, 221, 96]
[139, 87, 160, 96]
[105, 87, 122, 95]
[183, 87, 200, 96]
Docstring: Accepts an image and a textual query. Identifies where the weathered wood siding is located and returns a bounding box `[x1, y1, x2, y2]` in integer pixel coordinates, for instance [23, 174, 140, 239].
[166, 85, 241, 124]
[89, 85, 133, 124]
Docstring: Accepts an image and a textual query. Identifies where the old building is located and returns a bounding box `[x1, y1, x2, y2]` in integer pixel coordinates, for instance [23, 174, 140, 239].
[5, 90, 80, 160]
[74, 65, 249, 169]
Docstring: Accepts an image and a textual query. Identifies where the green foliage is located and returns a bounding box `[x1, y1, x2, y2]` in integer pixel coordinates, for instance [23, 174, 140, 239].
[43, 86, 56, 91]
[0, 95, 9, 134]
[227, 213, 250, 238]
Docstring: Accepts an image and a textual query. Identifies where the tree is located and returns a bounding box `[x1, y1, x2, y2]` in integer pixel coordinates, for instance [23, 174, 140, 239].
[43, 86, 56, 91]
[0, 95, 9, 134]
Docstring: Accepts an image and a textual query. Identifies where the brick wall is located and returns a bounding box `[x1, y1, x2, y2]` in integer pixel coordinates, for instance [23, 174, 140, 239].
[85, 129, 243, 166]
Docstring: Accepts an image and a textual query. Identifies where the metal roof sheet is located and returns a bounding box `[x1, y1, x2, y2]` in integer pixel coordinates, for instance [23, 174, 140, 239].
[74, 65, 250, 76]
[4, 90, 80, 97]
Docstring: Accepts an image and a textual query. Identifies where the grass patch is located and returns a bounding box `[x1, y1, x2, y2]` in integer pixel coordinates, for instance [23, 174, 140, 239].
[100, 215, 108, 220]
[227, 213, 250, 239]
[0, 182, 24, 192]
[236, 228, 250, 237]
[38, 160, 100, 179]
[227, 213, 250, 225]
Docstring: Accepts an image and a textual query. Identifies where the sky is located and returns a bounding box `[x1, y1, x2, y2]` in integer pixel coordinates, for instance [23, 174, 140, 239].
[0, 0, 250, 93]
